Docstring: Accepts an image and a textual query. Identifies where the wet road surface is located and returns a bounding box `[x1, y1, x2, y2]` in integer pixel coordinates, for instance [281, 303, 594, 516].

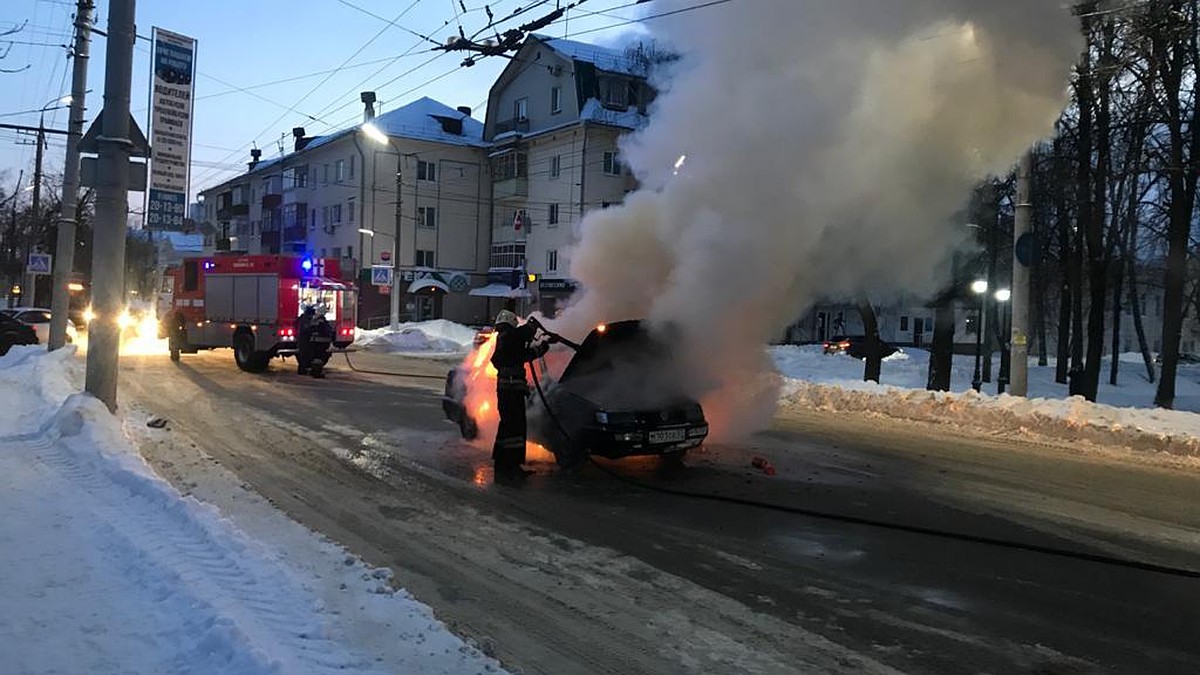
[121, 350, 1200, 674]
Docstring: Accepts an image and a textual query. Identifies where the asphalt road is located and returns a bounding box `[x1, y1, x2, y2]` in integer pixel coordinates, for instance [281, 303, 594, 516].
[120, 349, 1200, 674]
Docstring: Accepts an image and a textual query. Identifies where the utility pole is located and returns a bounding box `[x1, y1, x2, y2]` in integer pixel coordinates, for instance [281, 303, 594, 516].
[390, 162, 402, 331]
[28, 116, 45, 306]
[84, 0, 136, 412]
[49, 0, 92, 350]
[1010, 150, 1034, 396]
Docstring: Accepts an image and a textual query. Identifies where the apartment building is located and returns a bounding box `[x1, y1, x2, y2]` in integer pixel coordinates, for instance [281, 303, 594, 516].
[197, 97, 492, 325]
[479, 34, 650, 316]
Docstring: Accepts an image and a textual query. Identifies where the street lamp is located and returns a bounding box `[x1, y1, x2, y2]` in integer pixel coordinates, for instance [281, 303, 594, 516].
[360, 123, 403, 331]
[994, 288, 1011, 394]
[971, 279, 988, 391]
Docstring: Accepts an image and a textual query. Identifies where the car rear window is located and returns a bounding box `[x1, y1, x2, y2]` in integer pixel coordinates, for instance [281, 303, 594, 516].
[19, 311, 52, 323]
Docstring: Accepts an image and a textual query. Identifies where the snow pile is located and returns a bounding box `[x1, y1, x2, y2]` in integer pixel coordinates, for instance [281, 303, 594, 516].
[356, 320, 477, 355]
[772, 345, 1200, 456]
[0, 347, 506, 674]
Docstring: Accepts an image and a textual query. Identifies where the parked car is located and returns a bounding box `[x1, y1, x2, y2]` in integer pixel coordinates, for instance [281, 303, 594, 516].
[0, 311, 39, 355]
[1154, 352, 1200, 365]
[822, 335, 898, 359]
[1, 307, 78, 345]
[444, 320, 710, 467]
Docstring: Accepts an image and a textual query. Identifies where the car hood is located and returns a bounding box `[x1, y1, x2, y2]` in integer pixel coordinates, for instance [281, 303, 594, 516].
[554, 320, 695, 411]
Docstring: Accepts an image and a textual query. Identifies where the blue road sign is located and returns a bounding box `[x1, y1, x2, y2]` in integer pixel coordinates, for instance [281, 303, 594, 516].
[27, 253, 52, 275]
[371, 266, 393, 286]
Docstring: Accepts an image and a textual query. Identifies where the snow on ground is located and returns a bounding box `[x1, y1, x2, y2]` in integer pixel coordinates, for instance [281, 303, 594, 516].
[355, 320, 477, 356]
[0, 345, 505, 675]
[772, 345, 1200, 457]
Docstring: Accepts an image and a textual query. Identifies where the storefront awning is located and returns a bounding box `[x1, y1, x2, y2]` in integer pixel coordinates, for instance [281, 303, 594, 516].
[301, 277, 349, 290]
[469, 283, 532, 299]
[408, 277, 449, 294]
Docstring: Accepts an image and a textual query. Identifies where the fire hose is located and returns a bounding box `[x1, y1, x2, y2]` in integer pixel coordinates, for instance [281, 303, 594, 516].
[526, 345, 1200, 581]
[338, 350, 448, 381]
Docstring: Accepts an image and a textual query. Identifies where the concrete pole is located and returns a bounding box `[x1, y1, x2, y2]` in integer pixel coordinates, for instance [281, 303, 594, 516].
[1010, 150, 1034, 396]
[389, 161, 402, 331]
[84, 0, 135, 412]
[49, 0, 92, 351]
[27, 117, 46, 307]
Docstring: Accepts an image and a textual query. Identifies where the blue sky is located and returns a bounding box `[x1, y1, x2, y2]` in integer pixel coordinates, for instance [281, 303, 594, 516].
[0, 0, 647, 203]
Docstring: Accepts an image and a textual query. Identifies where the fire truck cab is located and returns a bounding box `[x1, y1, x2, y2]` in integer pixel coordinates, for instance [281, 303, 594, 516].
[159, 254, 357, 372]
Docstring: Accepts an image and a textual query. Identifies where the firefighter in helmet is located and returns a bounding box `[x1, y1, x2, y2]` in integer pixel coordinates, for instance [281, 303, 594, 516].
[490, 309, 554, 481]
[296, 303, 317, 375]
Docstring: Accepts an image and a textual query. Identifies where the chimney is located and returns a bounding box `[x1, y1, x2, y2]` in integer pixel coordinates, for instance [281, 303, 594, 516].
[292, 126, 306, 152]
[248, 147, 262, 170]
[457, 106, 472, 117]
[361, 91, 377, 123]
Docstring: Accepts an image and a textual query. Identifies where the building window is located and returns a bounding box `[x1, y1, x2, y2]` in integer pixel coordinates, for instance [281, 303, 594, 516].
[547, 249, 558, 273]
[320, 248, 327, 258]
[924, 317, 933, 331]
[332, 203, 342, 223]
[489, 243, 526, 269]
[348, 155, 356, 179]
[418, 160, 437, 182]
[416, 249, 435, 267]
[900, 316, 909, 331]
[323, 164, 330, 183]
[603, 151, 622, 176]
[332, 246, 342, 259]
[347, 245, 354, 262]
[310, 207, 316, 228]
[490, 151, 527, 181]
[599, 76, 628, 108]
[335, 159, 345, 182]
[322, 205, 330, 227]
[550, 154, 561, 179]
[348, 198, 355, 223]
[551, 86, 562, 114]
[548, 203, 559, 225]
[419, 206, 437, 228]
[514, 97, 528, 121]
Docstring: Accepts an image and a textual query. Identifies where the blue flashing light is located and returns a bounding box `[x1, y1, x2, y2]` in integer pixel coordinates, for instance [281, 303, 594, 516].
[300, 257, 314, 273]
[202, 260, 216, 270]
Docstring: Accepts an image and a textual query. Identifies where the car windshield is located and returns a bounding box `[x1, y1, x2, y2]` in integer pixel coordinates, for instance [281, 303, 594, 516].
[19, 311, 52, 324]
[558, 321, 689, 409]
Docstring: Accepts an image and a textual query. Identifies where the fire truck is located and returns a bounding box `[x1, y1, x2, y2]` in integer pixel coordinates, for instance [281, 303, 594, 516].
[158, 254, 357, 372]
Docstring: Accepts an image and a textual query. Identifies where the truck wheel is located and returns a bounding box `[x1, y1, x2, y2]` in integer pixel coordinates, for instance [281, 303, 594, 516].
[233, 332, 268, 373]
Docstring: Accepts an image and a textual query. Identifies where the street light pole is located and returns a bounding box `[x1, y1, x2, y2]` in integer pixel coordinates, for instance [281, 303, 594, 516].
[971, 279, 988, 391]
[1010, 150, 1033, 396]
[391, 163, 401, 331]
[994, 288, 1012, 395]
[49, 0, 93, 350]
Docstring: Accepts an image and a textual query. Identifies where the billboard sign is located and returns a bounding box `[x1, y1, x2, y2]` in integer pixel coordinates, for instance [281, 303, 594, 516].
[146, 28, 196, 230]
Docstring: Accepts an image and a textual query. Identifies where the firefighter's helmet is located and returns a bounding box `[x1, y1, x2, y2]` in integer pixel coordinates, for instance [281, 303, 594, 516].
[494, 309, 519, 328]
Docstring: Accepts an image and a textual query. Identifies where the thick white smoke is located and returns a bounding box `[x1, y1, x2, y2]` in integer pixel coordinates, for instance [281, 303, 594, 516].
[547, 0, 1081, 440]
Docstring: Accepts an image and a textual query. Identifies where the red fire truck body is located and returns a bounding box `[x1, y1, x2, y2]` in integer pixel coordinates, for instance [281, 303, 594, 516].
[159, 254, 356, 371]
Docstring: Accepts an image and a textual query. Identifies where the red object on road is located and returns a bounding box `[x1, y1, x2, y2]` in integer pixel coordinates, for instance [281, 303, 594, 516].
[751, 456, 776, 476]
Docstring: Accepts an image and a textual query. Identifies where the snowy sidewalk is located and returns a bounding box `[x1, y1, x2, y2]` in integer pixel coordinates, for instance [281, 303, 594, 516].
[0, 346, 504, 675]
[773, 345, 1200, 458]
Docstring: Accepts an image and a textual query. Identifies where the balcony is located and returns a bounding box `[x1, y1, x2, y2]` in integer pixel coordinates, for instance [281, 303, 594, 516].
[216, 204, 249, 220]
[494, 117, 530, 136]
[493, 177, 528, 202]
[283, 226, 306, 244]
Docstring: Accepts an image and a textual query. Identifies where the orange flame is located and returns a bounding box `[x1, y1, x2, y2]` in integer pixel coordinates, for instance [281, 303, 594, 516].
[461, 333, 501, 448]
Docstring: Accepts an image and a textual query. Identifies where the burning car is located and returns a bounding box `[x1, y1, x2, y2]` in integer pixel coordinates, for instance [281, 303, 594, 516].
[443, 320, 709, 467]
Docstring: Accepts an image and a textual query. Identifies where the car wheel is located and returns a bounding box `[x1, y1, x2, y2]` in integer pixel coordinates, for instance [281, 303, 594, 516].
[459, 414, 478, 440]
[233, 332, 268, 373]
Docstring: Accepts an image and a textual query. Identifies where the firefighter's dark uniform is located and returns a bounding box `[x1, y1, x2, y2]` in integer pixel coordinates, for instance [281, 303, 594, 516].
[296, 306, 316, 374]
[491, 320, 549, 477]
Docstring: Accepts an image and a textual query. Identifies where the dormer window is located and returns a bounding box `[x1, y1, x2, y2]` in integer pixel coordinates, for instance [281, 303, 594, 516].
[514, 97, 529, 121]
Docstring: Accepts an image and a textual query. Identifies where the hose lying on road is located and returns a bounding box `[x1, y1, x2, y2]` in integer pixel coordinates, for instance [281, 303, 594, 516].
[528, 364, 1200, 581]
[338, 350, 448, 381]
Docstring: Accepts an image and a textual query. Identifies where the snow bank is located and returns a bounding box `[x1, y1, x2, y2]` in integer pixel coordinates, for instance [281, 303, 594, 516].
[772, 345, 1200, 456]
[0, 348, 506, 674]
[355, 320, 477, 355]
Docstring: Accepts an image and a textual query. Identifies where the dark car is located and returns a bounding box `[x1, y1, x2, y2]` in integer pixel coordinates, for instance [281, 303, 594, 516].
[822, 335, 898, 359]
[0, 312, 39, 355]
[443, 320, 709, 467]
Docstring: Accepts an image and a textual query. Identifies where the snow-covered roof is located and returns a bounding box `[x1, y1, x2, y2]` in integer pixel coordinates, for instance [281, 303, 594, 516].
[533, 34, 645, 77]
[302, 96, 486, 153]
[158, 231, 206, 253]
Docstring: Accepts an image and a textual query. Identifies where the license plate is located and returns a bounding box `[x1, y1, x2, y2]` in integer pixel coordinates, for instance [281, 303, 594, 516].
[648, 428, 686, 444]
[311, 336, 332, 343]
